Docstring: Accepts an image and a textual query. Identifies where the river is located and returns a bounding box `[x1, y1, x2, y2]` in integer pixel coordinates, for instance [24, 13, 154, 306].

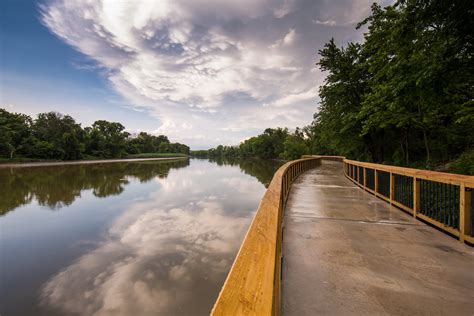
[0, 158, 283, 316]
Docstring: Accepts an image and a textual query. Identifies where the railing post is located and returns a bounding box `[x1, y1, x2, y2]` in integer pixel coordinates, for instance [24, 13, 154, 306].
[460, 183, 472, 242]
[413, 177, 420, 218]
[389, 172, 394, 205]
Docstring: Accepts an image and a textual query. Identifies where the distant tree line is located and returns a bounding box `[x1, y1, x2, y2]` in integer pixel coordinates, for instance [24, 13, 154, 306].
[0, 109, 189, 160]
[192, 127, 309, 161]
[200, 0, 473, 174]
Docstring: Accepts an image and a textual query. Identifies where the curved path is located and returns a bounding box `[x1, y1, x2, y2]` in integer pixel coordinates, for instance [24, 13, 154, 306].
[282, 160, 474, 315]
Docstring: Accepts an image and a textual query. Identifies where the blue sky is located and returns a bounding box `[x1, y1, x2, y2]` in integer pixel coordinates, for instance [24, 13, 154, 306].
[1, 0, 385, 149]
[1, 0, 161, 133]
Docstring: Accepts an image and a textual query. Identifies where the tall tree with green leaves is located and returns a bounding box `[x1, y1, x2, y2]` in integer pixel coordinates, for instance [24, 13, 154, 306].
[0, 109, 31, 158]
[86, 120, 130, 158]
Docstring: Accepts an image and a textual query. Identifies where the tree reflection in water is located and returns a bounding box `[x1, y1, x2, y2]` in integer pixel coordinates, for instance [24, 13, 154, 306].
[208, 157, 284, 187]
[0, 158, 283, 216]
[0, 159, 190, 215]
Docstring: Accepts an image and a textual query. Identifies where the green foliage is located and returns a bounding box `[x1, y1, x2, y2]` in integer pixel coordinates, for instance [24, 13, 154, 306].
[190, 150, 209, 157]
[206, 128, 309, 160]
[281, 134, 308, 160]
[0, 109, 32, 158]
[0, 108, 190, 161]
[308, 0, 473, 168]
[32, 112, 84, 160]
[127, 132, 170, 154]
[451, 150, 474, 175]
[85, 120, 129, 158]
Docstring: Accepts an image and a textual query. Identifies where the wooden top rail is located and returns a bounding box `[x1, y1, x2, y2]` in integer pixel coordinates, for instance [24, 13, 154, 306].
[211, 157, 321, 315]
[344, 159, 474, 187]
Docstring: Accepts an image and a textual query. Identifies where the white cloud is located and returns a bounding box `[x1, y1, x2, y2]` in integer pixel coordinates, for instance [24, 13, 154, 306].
[312, 19, 337, 26]
[269, 87, 317, 107]
[40, 198, 250, 315]
[40, 0, 377, 148]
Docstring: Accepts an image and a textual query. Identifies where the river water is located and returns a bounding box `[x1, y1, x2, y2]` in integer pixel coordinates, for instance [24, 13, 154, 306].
[0, 158, 282, 316]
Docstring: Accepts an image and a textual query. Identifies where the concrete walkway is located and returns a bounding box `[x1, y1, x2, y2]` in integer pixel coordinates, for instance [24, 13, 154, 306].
[282, 160, 474, 316]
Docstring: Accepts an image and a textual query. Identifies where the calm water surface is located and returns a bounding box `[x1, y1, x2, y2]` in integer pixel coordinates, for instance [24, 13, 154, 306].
[0, 158, 282, 316]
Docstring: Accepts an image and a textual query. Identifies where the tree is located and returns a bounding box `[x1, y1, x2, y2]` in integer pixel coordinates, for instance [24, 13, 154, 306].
[314, 39, 375, 160]
[85, 120, 129, 158]
[281, 134, 308, 160]
[30, 112, 84, 160]
[309, 0, 473, 168]
[0, 109, 31, 158]
[158, 142, 169, 153]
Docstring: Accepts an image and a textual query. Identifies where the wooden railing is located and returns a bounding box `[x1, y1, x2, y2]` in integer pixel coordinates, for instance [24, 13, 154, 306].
[212, 156, 472, 316]
[344, 159, 474, 244]
[211, 157, 324, 315]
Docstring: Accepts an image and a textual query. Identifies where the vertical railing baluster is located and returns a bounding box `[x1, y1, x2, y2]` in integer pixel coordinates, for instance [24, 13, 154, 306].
[460, 185, 472, 241]
[441, 183, 451, 224]
[375, 169, 378, 195]
[437, 182, 440, 221]
[442, 182, 445, 225]
[363, 167, 367, 189]
[389, 172, 394, 204]
[414, 177, 419, 217]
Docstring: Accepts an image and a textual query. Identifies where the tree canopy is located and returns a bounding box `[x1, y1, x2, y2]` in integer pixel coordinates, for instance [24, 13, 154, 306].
[0, 109, 190, 161]
[308, 0, 473, 170]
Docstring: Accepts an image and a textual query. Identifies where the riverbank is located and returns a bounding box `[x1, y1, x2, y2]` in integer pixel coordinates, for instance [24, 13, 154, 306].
[0, 156, 189, 169]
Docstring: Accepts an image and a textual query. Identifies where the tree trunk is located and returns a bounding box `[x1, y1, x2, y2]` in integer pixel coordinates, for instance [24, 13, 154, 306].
[416, 103, 430, 165]
[422, 129, 430, 163]
[405, 135, 409, 165]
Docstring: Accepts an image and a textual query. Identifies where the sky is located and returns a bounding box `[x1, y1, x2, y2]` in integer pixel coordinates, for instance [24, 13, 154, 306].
[1, 0, 388, 149]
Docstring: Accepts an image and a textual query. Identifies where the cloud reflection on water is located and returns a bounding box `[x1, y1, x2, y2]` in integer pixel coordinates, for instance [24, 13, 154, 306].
[39, 162, 264, 315]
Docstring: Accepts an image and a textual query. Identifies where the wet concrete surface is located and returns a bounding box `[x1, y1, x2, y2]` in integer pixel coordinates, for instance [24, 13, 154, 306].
[282, 161, 474, 315]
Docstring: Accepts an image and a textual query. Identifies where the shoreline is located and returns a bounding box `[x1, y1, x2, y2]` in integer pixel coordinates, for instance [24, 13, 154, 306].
[0, 157, 189, 169]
